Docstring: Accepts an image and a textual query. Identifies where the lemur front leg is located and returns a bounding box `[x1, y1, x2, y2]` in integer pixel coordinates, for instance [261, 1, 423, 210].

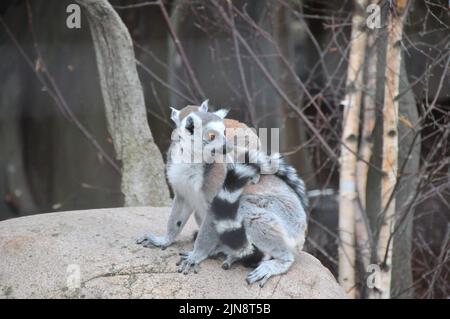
[177, 212, 219, 274]
[137, 195, 192, 250]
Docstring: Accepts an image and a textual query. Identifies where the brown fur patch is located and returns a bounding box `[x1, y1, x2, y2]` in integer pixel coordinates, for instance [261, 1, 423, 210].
[201, 163, 227, 201]
[243, 175, 287, 196]
[224, 120, 261, 150]
[224, 119, 248, 129]
[179, 105, 200, 121]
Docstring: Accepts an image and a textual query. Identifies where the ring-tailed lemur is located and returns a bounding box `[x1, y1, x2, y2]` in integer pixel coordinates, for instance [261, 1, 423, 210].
[137, 100, 308, 287]
[189, 149, 307, 272]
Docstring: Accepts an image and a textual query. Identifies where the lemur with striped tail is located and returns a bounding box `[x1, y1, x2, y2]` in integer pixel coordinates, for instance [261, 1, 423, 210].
[137, 100, 308, 287]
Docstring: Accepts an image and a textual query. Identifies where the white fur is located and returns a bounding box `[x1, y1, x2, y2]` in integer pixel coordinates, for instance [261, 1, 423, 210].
[205, 121, 226, 135]
[168, 144, 206, 211]
[200, 99, 209, 112]
[168, 163, 203, 194]
[214, 109, 229, 119]
[233, 164, 257, 178]
[217, 189, 242, 203]
[170, 107, 180, 126]
[235, 244, 256, 258]
[214, 219, 243, 234]
[284, 235, 299, 250]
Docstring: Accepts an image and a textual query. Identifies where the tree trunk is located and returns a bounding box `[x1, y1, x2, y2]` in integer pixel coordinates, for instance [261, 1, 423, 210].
[355, 0, 379, 271]
[273, 1, 317, 189]
[77, 0, 170, 206]
[391, 56, 419, 298]
[338, 0, 368, 298]
[369, 0, 408, 299]
[0, 70, 36, 219]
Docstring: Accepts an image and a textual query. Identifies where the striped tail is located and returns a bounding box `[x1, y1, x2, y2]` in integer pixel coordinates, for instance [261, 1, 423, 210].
[210, 150, 308, 253]
[210, 158, 260, 257]
[244, 151, 309, 211]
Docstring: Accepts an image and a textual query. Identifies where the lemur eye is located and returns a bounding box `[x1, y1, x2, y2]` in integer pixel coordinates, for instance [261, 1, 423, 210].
[208, 132, 216, 141]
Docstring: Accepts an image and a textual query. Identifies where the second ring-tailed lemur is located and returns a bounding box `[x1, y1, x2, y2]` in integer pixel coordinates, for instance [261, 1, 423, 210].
[137, 100, 308, 287]
[204, 150, 309, 273]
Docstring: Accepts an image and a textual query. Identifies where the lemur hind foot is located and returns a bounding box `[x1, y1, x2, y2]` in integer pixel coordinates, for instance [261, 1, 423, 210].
[136, 234, 171, 250]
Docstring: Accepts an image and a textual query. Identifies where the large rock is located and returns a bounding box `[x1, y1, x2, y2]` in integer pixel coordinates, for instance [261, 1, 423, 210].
[0, 207, 346, 299]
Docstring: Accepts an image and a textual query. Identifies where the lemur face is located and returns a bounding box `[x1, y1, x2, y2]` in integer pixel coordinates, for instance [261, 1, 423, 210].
[170, 100, 231, 163]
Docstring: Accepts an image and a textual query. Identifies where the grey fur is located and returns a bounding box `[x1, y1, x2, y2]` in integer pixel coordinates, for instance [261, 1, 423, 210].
[264, 153, 309, 211]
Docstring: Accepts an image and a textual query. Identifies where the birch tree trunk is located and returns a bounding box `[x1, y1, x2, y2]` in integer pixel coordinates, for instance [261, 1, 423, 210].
[338, 0, 368, 298]
[369, 0, 409, 299]
[355, 0, 379, 271]
[77, 0, 170, 206]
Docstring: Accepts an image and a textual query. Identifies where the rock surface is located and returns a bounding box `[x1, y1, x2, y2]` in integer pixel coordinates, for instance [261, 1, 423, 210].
[0, 207, 346, 299]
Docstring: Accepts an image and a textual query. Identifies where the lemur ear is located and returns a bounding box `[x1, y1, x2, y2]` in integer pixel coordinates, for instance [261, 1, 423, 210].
[170, 107, 180, 126]
[199, 99, 209, 112]
[214, 108, 229, 119]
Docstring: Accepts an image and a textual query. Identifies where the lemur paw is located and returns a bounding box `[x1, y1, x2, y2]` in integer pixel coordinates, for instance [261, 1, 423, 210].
[136, 234, 170, 250]
[250, 174, 260, 184]
[221, 255, 237, 270]
[246, 264, 273, 287]
[221, 261, 231, 270]
[176, 251, 201, 275]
